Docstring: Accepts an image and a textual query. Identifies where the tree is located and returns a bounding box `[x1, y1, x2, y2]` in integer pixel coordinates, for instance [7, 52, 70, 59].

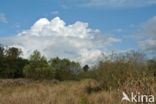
[0, 45, 5, 78]
[0, 46, 28, 78]
[5, 47, 22, 59]
[49, 57, 81, 80]
[23, 50, 55, 79]
[83, 65, 89, 72]
[0, 44, 4, 58]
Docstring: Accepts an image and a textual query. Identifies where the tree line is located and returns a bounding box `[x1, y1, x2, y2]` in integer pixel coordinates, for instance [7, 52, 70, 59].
[0, 44, 156, 90]
[0, 45, 89, 80]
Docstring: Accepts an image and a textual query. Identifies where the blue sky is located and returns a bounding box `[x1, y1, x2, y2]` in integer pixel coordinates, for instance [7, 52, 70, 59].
[0, 0, 156, 65]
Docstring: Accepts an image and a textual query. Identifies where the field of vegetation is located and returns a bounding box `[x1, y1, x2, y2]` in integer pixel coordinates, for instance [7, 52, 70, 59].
[0, 79, 121, 104]
[0, 78, 155, 104]
[0, 45, 156, 104]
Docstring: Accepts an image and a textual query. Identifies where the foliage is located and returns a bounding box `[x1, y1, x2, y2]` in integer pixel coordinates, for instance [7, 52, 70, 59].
[83, 65, 89, 72]
[147, 59, 156, 78]
[0, 45, 28, 78]
[0, 43, 156, 93]
[5, 47, 22, 58]
[77, 69, 96, 80]
[23, 50, 55, 79]
[49, 57, 81, 80]
[94, 51, 149, 90]
[0, 44, 156, 104]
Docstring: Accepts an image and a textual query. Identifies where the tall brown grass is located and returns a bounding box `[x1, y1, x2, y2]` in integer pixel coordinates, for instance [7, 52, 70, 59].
[0, 78, 155, 104]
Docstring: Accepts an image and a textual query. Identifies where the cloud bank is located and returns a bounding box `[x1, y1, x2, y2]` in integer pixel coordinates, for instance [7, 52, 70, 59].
[0, 17, 121, 65]
[139, 16, 156, 55]
[68, 0, 156, 8]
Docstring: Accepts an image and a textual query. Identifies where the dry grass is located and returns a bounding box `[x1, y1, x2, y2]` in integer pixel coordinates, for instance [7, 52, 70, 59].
[0, 79, 121, 104]
[0, 79, 155, 104]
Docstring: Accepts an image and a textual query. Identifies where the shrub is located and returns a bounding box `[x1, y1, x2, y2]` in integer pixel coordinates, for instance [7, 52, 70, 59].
[94, 51, 148, 90]
[147, 59, 156, 78]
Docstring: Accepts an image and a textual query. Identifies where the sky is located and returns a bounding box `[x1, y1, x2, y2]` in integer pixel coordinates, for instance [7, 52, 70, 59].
[0, 0, 156, 65]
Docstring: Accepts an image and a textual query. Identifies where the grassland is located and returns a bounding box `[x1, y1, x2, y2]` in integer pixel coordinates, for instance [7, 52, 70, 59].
[0, 79, 124, 104]
[0, 78, 155, 104]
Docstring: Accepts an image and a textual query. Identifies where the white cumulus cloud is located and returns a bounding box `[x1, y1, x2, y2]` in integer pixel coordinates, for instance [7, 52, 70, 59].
[0, 17, 121, 65]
